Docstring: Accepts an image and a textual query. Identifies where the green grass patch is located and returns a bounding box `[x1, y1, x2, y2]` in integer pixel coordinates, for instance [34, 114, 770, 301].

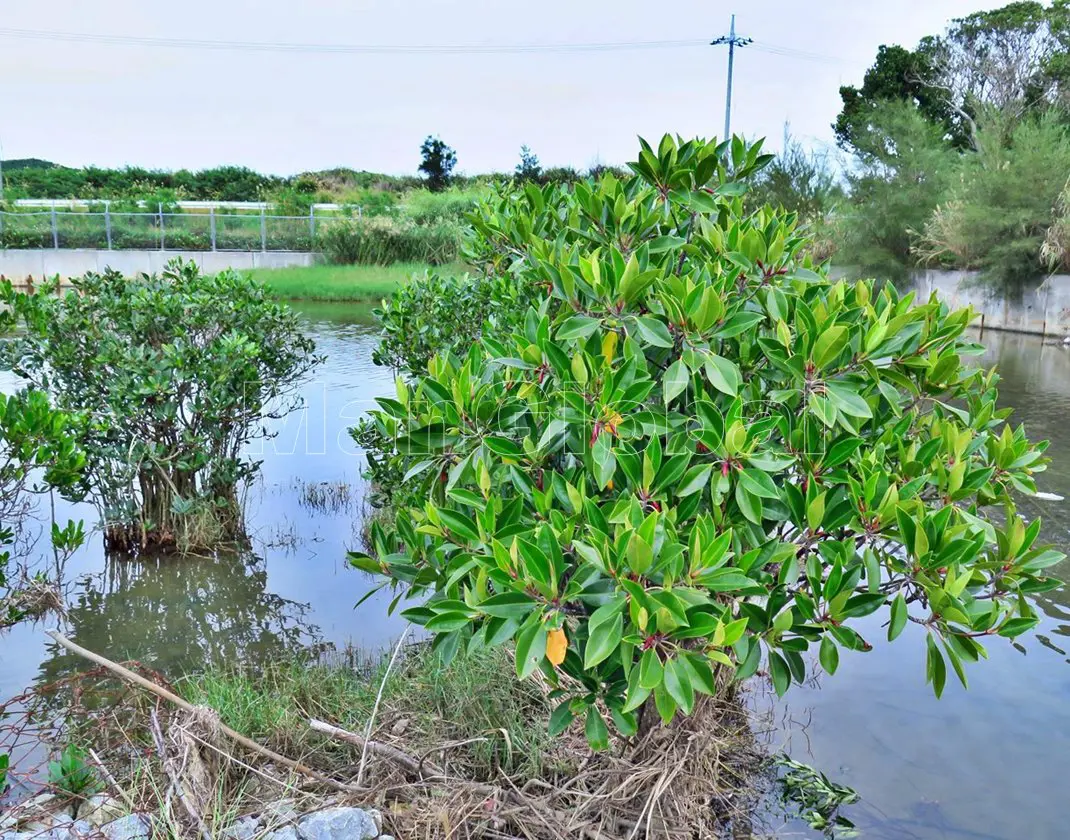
[178, 645, 560, 781]
[250, 262, 466, 302]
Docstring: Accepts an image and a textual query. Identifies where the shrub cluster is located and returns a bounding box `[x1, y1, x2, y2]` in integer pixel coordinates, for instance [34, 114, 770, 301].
[351, 135, 1061, 748]
[0, 260, 320, 553]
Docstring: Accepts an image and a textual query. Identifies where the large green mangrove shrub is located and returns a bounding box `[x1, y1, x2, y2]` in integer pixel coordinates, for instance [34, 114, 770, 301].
[0, 261, 319, 554]
[351, 135, 1063, 748]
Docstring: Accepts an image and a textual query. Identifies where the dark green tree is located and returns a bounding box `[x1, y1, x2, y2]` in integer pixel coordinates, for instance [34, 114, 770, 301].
[515, 145, 542, 183]
[834, 44, 966, 152]
[419, 136, 458, 192]
[837, 2, 1070, 154]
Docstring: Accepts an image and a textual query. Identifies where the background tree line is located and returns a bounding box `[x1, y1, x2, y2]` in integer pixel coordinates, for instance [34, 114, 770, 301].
[756, 0, 1070, 293]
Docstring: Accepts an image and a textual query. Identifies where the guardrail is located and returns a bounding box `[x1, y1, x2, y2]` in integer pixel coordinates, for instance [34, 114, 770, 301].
[0, 207, 348, 252]
[11, 199, 352, 212]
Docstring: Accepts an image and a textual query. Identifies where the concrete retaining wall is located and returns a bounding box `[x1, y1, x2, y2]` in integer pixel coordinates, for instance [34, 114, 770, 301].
[0, 249, 318, 281]
[2, 253, 1069, 337]
[907, 270, 1070, 338]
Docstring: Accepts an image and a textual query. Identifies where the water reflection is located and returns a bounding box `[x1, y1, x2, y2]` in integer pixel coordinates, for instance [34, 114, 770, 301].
[38, 551, 320, 685]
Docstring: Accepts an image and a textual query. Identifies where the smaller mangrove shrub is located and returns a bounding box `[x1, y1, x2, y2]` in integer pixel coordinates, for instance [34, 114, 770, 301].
[0, 388, 86, 628]
[351, 135, 1062, 750]
[0, 378, 87, 784]
[371, 271, 532, 377]
[0, 261, 320, 553]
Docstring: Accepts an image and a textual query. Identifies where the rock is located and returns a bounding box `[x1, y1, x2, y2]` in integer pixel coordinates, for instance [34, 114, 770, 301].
[261, 798, 299, 825]
[99, 814, 152, 840]
[366, 809, 383, 833]
[296, 807, 379, 840]
[0, 821, 97, 840]
[263, 828, 299, 840]
[80, 795, 127, 828]
[0, 793, 66, 831]
[222, 816, 261, 840]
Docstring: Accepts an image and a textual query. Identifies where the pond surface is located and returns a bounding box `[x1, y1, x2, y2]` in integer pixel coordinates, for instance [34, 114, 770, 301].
[1, 307, 1069, 839]
[768, 328, 1070, 840]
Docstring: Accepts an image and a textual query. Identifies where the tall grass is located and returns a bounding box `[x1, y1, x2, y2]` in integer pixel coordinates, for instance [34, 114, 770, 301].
[249, 262, 466, 301]
[178, 646, 557, 780]
[317, 217, 462, 266]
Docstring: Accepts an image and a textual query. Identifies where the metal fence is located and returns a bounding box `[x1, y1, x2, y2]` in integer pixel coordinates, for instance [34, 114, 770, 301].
[0, 206, 346, 252]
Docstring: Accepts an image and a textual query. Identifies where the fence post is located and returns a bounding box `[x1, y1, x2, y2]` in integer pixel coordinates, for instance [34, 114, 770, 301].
[158, 203, 165, 251]
[260, 206, 267, 252]
[309, 205, 315, 244]
[210, 208, 217, 251]
[105, 201, 112, 250]
[51, 201, 58, 249]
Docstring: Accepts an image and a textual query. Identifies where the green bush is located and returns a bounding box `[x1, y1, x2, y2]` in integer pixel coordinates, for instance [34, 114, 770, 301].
[915, 111, 1070, 292]
[351, 135, 1061, 748]
[0, 260, 320, 554]
[317, 217, 462, 266]
[836, 101, 961, 281]
[354, 266, 537, 508]
[403, 188, 485, 226]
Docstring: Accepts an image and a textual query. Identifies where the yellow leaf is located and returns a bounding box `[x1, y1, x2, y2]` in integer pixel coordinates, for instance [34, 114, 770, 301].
[602, 331, 619, 365]
[547, 628, 568, 667]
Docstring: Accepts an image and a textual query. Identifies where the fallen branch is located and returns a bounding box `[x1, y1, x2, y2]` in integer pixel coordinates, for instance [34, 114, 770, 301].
[309, 718, 436, 779]
[45, 629, 357, 794]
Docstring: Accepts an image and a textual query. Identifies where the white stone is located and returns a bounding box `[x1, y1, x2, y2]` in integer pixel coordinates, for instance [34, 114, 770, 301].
[99, 814, 151, 840]
[79, 795, 126, 828]
[296, 807, 379, 840]
[222, 816, 261, 840]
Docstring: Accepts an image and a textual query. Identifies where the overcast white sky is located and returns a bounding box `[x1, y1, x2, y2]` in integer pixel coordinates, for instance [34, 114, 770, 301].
[0, 0, 999, 176]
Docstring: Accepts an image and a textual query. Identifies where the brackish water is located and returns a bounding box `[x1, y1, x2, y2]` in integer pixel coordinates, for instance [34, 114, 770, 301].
[1, 307, 1068, 839]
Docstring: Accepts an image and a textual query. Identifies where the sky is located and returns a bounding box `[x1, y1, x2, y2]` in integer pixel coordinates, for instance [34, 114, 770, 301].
[0, 0, 1001, 177]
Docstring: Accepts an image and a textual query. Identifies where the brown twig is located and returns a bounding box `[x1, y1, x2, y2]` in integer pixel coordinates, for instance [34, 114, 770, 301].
[308, 717, 436, 779]
[45, 629, 357, 794]
[150, 708, 212, 840]
[87, 747, 136, 811]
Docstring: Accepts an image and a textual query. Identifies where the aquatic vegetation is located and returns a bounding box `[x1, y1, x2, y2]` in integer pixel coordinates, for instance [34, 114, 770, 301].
[353, 134, 1062, 751]
[0, 260, 321, 554]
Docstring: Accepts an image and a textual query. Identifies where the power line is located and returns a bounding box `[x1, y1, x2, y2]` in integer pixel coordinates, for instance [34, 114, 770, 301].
[750, 42, 843, 65]
[0, 27, 709, 55]
[0, 26, 845, 64]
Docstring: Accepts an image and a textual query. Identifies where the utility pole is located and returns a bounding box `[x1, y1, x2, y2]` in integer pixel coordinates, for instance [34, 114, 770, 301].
[711, 15, 751, 140]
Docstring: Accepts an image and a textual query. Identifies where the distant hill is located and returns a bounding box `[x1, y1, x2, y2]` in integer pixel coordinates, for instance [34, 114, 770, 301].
[3, 158, 60, 171]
